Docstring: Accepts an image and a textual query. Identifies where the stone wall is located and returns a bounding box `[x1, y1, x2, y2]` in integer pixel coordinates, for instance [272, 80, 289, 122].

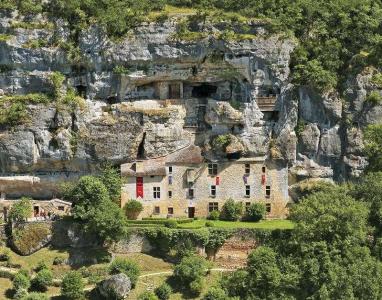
[121, 160, 289, 219]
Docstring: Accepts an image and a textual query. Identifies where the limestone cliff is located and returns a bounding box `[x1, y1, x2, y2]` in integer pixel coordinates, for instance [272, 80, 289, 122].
[0, 9, 381, 198]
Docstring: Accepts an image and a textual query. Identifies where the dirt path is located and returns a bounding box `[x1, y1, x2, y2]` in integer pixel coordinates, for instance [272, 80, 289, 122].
[139, 267, 234, 278]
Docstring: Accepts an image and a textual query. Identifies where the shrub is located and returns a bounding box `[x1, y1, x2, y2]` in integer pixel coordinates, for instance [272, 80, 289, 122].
[53, 256, 65, 265]
[0, 248, 10, 261]
[205, 221, 214, 227]
[12, 223, 51, 256]
[13, 271, 30, 291]
[219, 199, 242, 221]
[109, 258, 140, 287]
[203, 287, 230, 300]
[14, 288, 28, 299]
[208, 210, 220, 220]
[245, 203, 266, 222]
[34, 261, 48, 272]
[164, 219, 178, 228]
[61, 271, 85, 300]
[173, 255, 210, 292]
[138, 291, 159, 300]
[124, 200, 144, 220]
[31, 269, 53, 292]
[190, 278, 204, 296]
[366, 91, 382, 105]
[154, 282, 172, 300]
[20, 292, 49, 300]
[8, 197, 33, 223]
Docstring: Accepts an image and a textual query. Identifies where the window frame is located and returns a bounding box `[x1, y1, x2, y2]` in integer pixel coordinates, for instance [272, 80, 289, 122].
[154, 206, 160, 214]
[168, 190, 172, 198]
[245, 163, 250, 175]
[245, 185, 251, 197]
[266, 203, 271, 213]
[168, 207, 174, 215]
[210, 185, 217, 197]
[265, 185, 271, 199]
[208, 163, 218, 176]
[208, 202, 219, 212]
[153, 186, 161, 199]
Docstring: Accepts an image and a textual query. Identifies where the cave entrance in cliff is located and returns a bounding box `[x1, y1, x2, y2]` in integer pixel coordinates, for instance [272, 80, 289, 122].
[137, 132, 146, 159]
[76, 85, 87, 98]
[227, 152, 242, 160]
[191, 84, 217, 98]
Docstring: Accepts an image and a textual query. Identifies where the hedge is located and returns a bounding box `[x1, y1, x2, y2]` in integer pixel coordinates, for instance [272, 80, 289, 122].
[127, 218, 193, 225]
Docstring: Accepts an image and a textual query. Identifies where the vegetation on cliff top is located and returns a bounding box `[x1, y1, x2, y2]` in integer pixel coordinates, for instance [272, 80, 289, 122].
[2, 0, 382, 92]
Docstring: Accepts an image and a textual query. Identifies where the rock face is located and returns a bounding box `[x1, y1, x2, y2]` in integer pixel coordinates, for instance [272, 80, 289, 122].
[98, 273, 132, 300]
[0, 9, 381, 197]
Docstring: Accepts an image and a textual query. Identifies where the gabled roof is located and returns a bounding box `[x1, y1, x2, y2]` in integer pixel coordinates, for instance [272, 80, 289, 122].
[121, 145, 204, 177]
[166, 145, 204, 164]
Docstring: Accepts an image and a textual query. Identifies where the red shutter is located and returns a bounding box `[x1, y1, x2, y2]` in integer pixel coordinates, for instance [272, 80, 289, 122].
[261, 174, 266, 185]
[136, 177, 143, 198]
[216, 176, 220, 186]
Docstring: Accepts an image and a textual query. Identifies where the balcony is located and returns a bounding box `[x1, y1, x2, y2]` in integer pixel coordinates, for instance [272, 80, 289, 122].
[256, 96, 277, 111]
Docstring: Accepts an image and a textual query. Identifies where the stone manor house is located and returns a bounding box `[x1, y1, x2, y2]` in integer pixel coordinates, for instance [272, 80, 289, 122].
[121, 145, 289, 219]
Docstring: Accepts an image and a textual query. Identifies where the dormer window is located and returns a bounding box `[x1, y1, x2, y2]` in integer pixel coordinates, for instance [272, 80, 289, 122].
[245, 164, 250, 175]
[168, 166, 173, 174]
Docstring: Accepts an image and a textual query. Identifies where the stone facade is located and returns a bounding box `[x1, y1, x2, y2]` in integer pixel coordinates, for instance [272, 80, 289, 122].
[121, 146, 289, 219]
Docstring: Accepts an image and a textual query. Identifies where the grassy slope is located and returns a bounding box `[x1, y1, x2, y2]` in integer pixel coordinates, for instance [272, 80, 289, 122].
[177, 219, 294, 229]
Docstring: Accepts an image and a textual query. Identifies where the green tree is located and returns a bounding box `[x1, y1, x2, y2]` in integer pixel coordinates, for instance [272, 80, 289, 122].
[31, 269, 53, 292]
[124, 199, 143, 220]
[69, 176, 127, 242]
[138, 291, 159, 300]
[99, 164, 122, 204]
[61, 271, 85, 300]
[173, 255, 210, 293]
[364, 124, 382, 172]
[8, 197, 33, 223]
[154, 283, 172, 300]
[219, 199, 242, 221]
[203, 287, 231, 300]
[109, 258, 140, 287]
[13, 271, 30, 291]
[244, 203, 265, 222]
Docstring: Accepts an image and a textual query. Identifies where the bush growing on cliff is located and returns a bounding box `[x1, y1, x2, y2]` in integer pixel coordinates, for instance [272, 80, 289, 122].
[363, 124, 382, 173]
[8, 198, 33, 223]
[109, 258, 140, 287]
[124, 199, 143, 220]
[219, 199, 242, 221]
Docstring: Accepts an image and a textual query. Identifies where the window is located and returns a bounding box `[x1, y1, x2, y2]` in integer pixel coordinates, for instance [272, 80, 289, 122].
[245, 202, 251, 212]
[168, 207, 174, 215]
[245, 164, 250, 175]
[154, 206, 160, 214]
[265, 186, 271, 198]
[188, 188, 194, 198]
[58, 206, 65, 211]
[168, 191, 172, 198]
[266, 203, 271, 213]
[262, 166, 266, 173]
[153, 187, 161, 199]
[168, 175, 173, 185]
[208, 163, 218, 176]
[245, 185, 251, 197]
[210, 185, 216, 197]
[208, 202, 219, 212]
[168, 166, 173, 174]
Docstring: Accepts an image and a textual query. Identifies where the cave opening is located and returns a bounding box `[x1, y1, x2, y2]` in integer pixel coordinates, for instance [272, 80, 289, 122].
[76, 85, 87, 98]
[137, 132, 146, 159]
[227, 152, 242, 160]
[192, 84, 217, 98]
[263, 111, 279, 122]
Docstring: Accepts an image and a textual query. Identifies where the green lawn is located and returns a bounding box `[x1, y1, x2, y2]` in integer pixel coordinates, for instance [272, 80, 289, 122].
[177, 219, 294, 230]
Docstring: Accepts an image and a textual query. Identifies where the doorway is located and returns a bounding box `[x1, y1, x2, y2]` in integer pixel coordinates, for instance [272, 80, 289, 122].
[169, 83, 181, 99]
[188, 207, 195, 218]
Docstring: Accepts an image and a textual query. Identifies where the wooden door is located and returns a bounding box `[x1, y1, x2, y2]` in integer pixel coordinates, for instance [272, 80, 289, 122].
[136, 177, 144, 198]
[188, 207, 195, 218]
[169, 83, 180, 99]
